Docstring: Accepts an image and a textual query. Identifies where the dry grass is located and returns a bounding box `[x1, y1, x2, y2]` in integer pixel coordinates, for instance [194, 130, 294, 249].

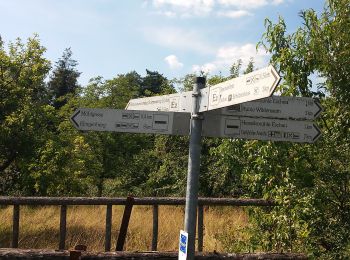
[0, 205, 249, 252]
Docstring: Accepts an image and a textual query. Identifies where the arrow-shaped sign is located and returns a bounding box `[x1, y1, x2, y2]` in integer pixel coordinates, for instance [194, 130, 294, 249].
[202, 115, 321, 143]
[70, 108, 190, 136]
[126, 91, 193, 112]
[208, 96, 323, 120]
[73, 65, 323, 143]
[126, 66, 281, 114]
[204, 65, 280, 112]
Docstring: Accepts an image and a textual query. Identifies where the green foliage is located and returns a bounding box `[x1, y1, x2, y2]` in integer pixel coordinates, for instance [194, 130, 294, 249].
[244, 58, 254, 74]
[141, 69, 175, 96]
[229, 59, 242, 79]
[73, 72, 156, 196]
[200, 138, 245, 197]
[48, 48, 81, 109]
[0, 35, 51, 194]
[173, 73, 198, 92]
[1, 3, 349, 256]
[144, 135, 189, 196]
[249, 1, 350, 258]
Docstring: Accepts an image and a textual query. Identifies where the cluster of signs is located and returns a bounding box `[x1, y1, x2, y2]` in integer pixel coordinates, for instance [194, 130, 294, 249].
[71, 65, 322, 143]
[70, 65, 323, 260]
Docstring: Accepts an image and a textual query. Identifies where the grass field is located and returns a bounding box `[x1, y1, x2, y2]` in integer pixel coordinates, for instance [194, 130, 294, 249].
[0, 205, 249, 252]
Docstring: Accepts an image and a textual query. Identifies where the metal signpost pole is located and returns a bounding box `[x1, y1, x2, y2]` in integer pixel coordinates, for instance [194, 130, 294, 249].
[184, 77, 205, 260]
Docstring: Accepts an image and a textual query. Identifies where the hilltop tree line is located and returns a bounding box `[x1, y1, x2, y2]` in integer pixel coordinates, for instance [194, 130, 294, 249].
[0, 0, 349, 258]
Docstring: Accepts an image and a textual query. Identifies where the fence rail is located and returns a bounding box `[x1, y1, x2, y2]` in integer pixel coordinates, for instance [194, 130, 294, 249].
[0, 196, 275, 252]
[0, 196, 274, 206]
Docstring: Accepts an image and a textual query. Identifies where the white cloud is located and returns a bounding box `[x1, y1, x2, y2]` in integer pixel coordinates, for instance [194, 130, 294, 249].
[217, 0, 284, 9]
[164, 55, 184, 69]
[218, 0, 267, 9]
[192, 63, 217, 74]
[192, 43, 269, 74]
[152, 0, 214, 17]
[217, 10, 253, 18]
[216, 43, 269, 67]
[142, 27, 215, 54]
[149, 0, 285, 17]
[217, 43, 263, 62]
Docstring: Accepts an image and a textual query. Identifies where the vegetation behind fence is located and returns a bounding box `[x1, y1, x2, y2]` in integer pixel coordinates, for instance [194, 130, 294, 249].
[0, 196, 274, 252]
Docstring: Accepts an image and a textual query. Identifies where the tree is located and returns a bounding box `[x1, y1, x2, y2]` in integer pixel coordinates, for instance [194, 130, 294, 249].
[246, 0, 350, 257]
[229, 59, 242, 79]
[48, 48, 81, 109]
[244, 58, 254, 74]
[141, 69, 175, 96]
[0, 35, 51, 194]
[74, 72, 154, 196]
[173, 73, 197, 92]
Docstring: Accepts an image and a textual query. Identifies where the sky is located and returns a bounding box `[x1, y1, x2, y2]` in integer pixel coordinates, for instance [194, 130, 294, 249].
[0, 0, 325, 86]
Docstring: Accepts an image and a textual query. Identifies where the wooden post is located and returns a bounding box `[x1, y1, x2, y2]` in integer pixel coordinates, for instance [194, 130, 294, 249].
[197, 205, 204, 252]
[69, 250, 81, 260]
[105, 204, 112, 251]
[59, 205, 67, 250]
[152, 205, 159, 251]
[12, 205, 20, 248]
[116, 196, 134, 251]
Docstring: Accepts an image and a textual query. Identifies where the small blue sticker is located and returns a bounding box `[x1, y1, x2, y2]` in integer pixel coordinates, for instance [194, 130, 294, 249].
[180, 234, 187, 244]
[180, 244, 186, 254]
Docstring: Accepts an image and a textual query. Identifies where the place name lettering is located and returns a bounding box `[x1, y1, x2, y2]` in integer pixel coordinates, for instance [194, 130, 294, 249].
[256, 107, 281, 113]
[273, 99, 289, 105]
[241, 130, 256, 136]
[240, 130, 267, 137]
[227, 91, 251, 102]
[257, 98, 289, 105]
[219, 83, 235, 93]
[80, 121, 106, 128]
[272, 122, 287, 128]
[241, 106, 282, 114]
[81, 111, 103, 117]
[116, 122, 139, 129]
[129, 97, 171, 107]
[241, 120, 288, 128]
[241, 120, 268, 127]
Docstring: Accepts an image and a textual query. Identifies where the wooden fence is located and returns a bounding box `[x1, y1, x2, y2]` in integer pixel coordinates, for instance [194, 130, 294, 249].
[0, 196, 275, 252]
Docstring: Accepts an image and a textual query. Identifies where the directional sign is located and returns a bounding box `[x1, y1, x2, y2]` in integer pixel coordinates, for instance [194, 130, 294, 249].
[203, 65, 281, 112]
[208, 96, 323, 120]
[126, 89, 210, 113]
[202, 115, 321, 143]
[126, 65, 280, 114]
[70, 108, 190, 136]
[126, 91, 193, 112]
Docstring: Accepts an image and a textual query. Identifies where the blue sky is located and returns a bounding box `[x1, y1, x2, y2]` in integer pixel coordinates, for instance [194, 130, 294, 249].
[0, 0, 324, 86]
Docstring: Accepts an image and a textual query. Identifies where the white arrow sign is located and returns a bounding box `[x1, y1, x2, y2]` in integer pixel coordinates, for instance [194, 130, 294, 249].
[202, 115, 321, 143]
[126, 91, 192, 112]
[208, 96, 323, 120]
[204, 65, 280, 112]
[126, 65, 280, 114]
[126, 89, 209, 113]
[70, 108, 190, 136]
